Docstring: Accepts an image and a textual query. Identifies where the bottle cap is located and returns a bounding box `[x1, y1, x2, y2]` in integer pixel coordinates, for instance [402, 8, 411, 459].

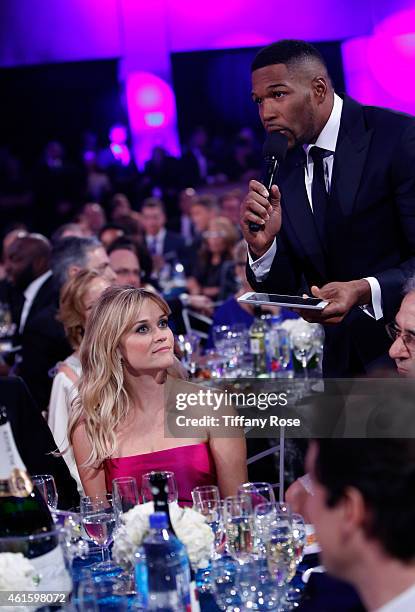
[149, 511, 168, 529]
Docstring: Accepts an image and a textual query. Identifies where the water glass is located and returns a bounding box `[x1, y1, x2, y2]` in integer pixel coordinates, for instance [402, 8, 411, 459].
[210, 555, 242, 611]
[32, 474, 58, 510]
[112, 477, 139, 522]
[236, 559, 281, 610]
[141, 470, 178, 504]
[224, 495, 255, 564]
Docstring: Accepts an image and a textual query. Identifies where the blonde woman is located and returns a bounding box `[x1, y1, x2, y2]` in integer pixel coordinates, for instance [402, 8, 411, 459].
[69, 286, 247, 501]
[48, 269, 110, 492]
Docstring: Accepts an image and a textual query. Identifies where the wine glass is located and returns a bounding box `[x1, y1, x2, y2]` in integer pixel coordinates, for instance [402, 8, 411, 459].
[238, 482, 276, 507]
[192, 486, 223, 554]
[292, 513, 306, 565]
[291, 329, 315, 381]
[177, 333, 200, 376]
[112, 477, 139, 523]
[141, 471, 178, 504]
[223, 495, 255, 564]
[32, 474, 58, 510]
[80, 494, 116, 570]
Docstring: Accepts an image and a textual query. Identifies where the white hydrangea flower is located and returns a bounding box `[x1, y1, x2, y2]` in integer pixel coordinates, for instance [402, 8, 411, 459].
[112, 501, 214, 570]
[0, 553, 37, 590]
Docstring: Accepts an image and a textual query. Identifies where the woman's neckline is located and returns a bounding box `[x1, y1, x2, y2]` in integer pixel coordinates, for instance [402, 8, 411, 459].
[108, 441, 209, 461]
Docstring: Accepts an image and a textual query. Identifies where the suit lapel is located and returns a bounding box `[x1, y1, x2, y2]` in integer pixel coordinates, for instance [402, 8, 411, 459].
[331, 96, 373, 217]
[280, 149, 328, 281]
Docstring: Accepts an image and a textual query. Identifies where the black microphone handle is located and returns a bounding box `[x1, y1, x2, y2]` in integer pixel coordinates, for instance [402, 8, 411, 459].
[248, 157, 279, 232]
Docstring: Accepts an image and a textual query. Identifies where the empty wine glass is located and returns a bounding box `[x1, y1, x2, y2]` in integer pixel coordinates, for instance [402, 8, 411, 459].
[32, 474, 58, 510]
[177, 333, 200, 375]
[112, 477, 139, 523]
[291, 328, 315, 381]
[80, 494, 116, 569]
[238, 482, 276, 507]
[141, 471, 178, 504]
[192, 485, 223, 554]
[224, 495, 255, 564]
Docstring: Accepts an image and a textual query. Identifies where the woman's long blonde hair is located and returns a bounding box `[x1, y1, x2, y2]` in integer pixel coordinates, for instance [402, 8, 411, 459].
[68, 286, 170, 467]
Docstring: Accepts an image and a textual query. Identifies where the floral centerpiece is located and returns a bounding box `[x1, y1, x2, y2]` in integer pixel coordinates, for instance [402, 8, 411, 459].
[113, 501, 214, 571]
[0, 552, 39, 591]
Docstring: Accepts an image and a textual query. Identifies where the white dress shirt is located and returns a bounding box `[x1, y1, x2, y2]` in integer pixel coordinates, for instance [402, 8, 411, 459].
[146, 228, 166, 256]
[376, 583, 415, 611]
[19, 270, 53, 334]
[248, 93, 383, 320]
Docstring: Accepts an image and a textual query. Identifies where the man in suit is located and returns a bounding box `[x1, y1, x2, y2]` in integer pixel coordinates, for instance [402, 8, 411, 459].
[0, 376, 79, 509]
[141, 197, 190, 274]
[17, 236, 116, 412]
[241, 39, 415, 376]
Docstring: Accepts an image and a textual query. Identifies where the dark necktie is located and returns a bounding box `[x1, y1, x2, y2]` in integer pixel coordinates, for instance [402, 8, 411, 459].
[309, 146, 329, 243]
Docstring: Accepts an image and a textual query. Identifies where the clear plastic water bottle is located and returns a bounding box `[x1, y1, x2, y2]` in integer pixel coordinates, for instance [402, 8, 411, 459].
[135, 512, 191, 611]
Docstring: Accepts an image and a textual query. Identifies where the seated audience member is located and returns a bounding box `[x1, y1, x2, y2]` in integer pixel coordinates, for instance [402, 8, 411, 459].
[48, 270, 110, 493]
[108, 238, 212, 333]
[69, 286, 247, 501]
[79, 202, 107, 236]
[188, 216, 238, 300]
[189, 194, 219, 250]
[219, 190, 244, 231]
[110, 193, 133, 222]
[51, 223, 86, 244]
[18, 236, 115, 412]
[1, 376, 79, 509]
[286, 277, 415, 515]
[388, 277, 415, 377]
[141, 197, 189, 274]
[306, 439, 415, 611]
[98, 223, 125, 249]
[208, 240, 297, 343]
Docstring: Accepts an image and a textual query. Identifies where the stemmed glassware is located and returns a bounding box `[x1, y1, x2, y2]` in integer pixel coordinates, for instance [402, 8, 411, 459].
[177, 333, 200, 376]
[255, 502, 297, 589]
[112, 477, 139, 524]
[291, 328, 315, 381]
[141, 471, 178, 504]
[80, 494, 116, 571]
[192, 485, 224, 555]
[210, 555, 242, 611]
[223, 495, 255, 565]
[32, 474, 58, 511]
[238, 482, 276, 507]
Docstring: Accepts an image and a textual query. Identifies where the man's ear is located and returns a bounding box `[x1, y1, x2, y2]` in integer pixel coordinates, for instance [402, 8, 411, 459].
[312, 76, 329, 104]
[67, 264, 81, 279]
[340, 486, 367, 537]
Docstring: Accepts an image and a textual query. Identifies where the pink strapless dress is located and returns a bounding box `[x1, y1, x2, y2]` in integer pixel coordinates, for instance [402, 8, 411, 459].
[104, 442, 217, 506]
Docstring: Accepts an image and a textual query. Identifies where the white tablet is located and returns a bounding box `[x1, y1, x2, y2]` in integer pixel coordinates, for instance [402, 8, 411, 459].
[237, 292, 329, 310]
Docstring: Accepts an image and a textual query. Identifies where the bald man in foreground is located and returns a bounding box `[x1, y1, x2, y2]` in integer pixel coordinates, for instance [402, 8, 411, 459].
[241, 39, 415, 376]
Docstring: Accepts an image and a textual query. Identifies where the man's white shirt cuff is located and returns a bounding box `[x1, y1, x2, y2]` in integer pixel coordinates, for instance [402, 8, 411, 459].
[247, 239, 277, 281]
[360, 276, 383, 320]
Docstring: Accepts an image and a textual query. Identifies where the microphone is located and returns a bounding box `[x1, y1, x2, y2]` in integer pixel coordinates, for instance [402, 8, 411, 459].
[249, 131, 288, 232]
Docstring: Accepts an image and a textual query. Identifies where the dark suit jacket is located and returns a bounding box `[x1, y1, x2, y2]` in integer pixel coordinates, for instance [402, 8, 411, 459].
[247, 96, 415, 375]
[19, 275, 71, 412]
[162, 231, 191, 273]
[0, 376, 79, 509]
